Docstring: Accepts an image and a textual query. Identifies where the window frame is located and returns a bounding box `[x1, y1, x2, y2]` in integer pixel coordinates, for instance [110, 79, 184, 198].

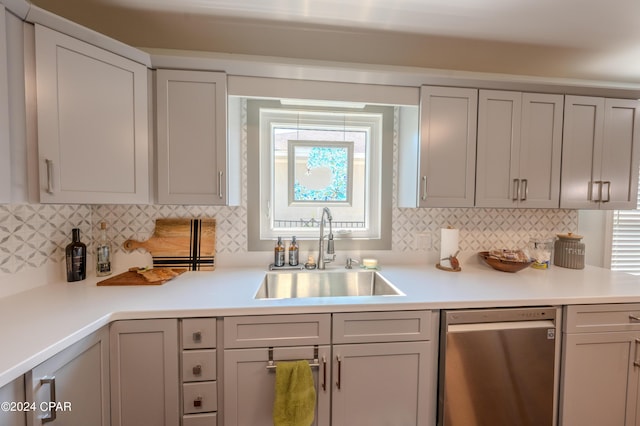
[247, 99, 393, 251]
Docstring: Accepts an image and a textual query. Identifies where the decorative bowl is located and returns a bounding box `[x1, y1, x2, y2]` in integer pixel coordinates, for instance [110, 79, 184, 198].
[478, 251, 533, 273]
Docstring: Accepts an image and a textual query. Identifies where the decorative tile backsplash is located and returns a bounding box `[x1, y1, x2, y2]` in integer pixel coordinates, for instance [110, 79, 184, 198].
[0, 204, 92, 275]
[0, 203, 577, 276]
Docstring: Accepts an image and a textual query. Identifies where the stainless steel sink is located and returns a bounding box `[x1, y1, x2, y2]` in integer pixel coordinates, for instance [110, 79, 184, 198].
[254, 270, 404, 299]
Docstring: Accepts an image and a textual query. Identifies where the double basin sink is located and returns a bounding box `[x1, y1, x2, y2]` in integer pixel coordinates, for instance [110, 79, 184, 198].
[254, 269, 404, 300]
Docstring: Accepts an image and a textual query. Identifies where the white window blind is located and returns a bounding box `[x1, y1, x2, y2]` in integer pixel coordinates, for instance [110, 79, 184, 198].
[611, 181, 640, 274]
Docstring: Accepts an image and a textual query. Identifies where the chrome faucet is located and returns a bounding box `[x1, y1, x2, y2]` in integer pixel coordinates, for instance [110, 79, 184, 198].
[318, 207, 335, 270]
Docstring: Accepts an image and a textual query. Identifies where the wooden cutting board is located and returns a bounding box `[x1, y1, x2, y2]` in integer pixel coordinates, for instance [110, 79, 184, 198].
[97, 268, 187, 286]
[123, 218, 216, 271]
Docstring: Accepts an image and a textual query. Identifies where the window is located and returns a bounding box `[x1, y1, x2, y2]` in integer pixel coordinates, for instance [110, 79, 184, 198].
[611, 181, 640, 274]
[247, 99, 393, 250]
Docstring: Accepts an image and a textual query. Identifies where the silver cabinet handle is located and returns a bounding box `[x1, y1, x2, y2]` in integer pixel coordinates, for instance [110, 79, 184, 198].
[45, 159, 54, 195]
[603, 181, 611, 203]
[192, 364, 202, 376]
[40, 376, 56, 423]
[635, 339, 640, 367]
[218, 171, 224, 199]
[512, 178, 520, 202]
[421, 176, 427, 201]
[192, 331, 202, 343]
[321, 356, 327, 392]
[592, 181, 603, 202]
[629, 314, 640, 322]
[520, 179, 528, 201]
[336, 355, 342, 390]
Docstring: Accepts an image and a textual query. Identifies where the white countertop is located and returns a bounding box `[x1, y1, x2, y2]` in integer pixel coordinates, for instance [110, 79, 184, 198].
[2, 259, 640, 388]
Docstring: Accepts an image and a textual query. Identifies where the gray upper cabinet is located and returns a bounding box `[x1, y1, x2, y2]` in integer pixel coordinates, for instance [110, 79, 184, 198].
[476, 90, 563, 208]
[561, 95, 640, 209]
[0, 5, 10, 204]
[35, 24, 149, 204]
[418, 86, 478, 208]
[156, 69, 227, 205]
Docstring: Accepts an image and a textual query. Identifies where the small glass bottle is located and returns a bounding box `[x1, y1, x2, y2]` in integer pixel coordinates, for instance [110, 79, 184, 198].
[274, 237, 285, 267]
[96, 222, 112, 277]
[65, 228, 86, 282]
[289, 236, 299, 266]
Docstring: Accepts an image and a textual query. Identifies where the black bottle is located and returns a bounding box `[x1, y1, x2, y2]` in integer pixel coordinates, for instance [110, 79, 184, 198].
[66, 228, 87, 282]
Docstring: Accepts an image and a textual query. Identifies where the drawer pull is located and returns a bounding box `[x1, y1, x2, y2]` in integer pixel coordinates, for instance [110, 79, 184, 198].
[192, 364, 202, 376]
[192, 331, 202, 343]
[193, 396, 203, 408]
[629, 314, 640, 322]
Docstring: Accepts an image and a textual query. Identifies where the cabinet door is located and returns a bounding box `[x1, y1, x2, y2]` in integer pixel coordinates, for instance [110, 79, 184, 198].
[0, 376, 26, 426]
[110, 319, 179, 426]
[26, 327, 110, 426]
[35, 24, 149, 204]
[475, 90, 521, 208]
[419, 86, 477, 207]
[518, 93, 563, 208]
[560, 331, 640, 426]
[0, 5, 9, 203]
[561, 96, 605, 209]
[332, 341, 434, 426]
[223, 346, 331, 426]
[601, 98, 640, 209]
[156, 69, 227, 205]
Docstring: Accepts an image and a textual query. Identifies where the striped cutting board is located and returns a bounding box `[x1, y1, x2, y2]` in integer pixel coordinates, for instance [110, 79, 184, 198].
[123, 218, 215, 271]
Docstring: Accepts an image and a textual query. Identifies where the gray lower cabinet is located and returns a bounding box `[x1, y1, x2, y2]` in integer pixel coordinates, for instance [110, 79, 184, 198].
[110, 319, 179, 426]
[223, 311, 437, 426]
[224, 345, 332, 426]
[0, 376, 26, 426]
[561, 304, 640, 425]
[331, 341, 432, 426]
[26, 326, 110, 426]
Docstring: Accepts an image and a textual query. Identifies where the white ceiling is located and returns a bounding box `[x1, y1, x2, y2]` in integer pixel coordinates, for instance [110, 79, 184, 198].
[31, 0, 640, 84]
[105, 0, 640, 51]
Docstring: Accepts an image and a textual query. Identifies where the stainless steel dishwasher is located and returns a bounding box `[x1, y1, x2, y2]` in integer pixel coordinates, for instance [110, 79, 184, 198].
[438, 307, 560, 426]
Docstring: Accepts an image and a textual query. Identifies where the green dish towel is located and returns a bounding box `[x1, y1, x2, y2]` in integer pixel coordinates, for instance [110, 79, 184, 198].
[273, 360, 316, 426]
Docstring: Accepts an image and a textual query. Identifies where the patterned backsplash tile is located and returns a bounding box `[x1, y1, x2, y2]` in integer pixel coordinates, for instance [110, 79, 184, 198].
[0, 202, 577, 276]
[0, 204, 92, 275]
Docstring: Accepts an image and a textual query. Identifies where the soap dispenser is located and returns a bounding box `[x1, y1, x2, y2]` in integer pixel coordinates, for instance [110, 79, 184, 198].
[274, 237, 285, 267]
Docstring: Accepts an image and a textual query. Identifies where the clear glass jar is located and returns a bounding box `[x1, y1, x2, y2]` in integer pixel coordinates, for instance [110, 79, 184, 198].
[528, 238, 554, 269]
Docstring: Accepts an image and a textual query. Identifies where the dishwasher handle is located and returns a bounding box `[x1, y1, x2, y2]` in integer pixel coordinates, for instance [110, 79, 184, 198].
[448, 320, 556, 333]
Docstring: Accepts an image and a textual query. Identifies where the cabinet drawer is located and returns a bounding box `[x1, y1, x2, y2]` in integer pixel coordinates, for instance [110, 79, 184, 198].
[333, 310, 434, 344]
[224, 314, 331, 348]
[183, 382, 217, 414]
[182, 350, 217, 382]
[182, 318, 217, 349]
[565, 304, 640, 333]
[183, 412, 217, 426]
